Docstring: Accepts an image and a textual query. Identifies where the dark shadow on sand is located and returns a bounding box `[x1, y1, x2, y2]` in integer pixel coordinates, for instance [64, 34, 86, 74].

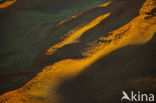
[56, 33, 156, 103]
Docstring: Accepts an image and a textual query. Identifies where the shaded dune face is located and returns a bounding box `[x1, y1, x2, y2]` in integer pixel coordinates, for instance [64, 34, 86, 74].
[0, 0, 156, 103]
[57, 33, 156, 103]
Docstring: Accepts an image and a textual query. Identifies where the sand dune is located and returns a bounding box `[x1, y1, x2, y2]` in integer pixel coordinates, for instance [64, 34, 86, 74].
[0, 0, 107, 95]
[0, 0, 156, 103]
[0, 0, 16, 8]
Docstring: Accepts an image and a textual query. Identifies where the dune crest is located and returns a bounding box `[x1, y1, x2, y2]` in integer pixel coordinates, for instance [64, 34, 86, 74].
[46, 13, 111, 55]
[0, 0, 16, 8]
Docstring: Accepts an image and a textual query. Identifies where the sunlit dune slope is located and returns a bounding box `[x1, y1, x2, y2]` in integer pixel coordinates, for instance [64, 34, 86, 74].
[0, 0, 156, 103]
[0, 0, 108, 94]
[0, 0, 16, 8]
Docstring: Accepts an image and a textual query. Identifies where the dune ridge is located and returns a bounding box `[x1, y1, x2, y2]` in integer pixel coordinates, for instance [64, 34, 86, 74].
[0, 0, 16, 8]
